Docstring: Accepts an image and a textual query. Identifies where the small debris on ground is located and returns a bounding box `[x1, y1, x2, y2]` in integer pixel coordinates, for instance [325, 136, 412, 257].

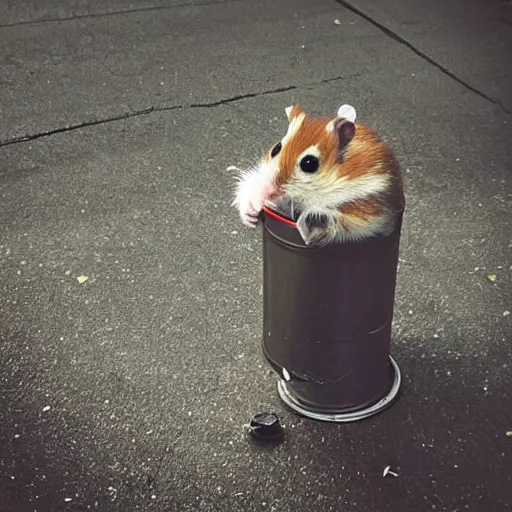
[249, 412, 285, 443]
[503, 311, 510, 317]
[42, 406, 51, 412]
[77, 275, 88, 284]
[506, 431, 512, 437]
[383, 465, 399, 478]
[334, 19, 341, 25]
[487, 274, 497, 283]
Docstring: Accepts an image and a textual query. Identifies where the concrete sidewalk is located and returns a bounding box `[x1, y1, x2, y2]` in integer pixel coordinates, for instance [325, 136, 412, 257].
[1, 0, 511, 511]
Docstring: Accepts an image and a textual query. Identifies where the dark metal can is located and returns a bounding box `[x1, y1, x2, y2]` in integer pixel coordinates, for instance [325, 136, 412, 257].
[261, 206, 403, 422]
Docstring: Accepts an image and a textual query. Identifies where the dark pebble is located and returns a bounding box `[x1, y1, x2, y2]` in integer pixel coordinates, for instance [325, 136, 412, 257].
[249, 412, 285, 442]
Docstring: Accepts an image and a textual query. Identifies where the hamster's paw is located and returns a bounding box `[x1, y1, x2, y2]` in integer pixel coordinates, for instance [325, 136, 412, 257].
[297, 214, 333, 246]
[240, 198, 262, 228]
[233, 170, 264, 228]
[303, 228, 332, 247]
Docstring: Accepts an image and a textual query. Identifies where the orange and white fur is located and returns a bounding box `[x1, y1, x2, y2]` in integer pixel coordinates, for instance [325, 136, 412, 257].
[232, 104, 405, 246]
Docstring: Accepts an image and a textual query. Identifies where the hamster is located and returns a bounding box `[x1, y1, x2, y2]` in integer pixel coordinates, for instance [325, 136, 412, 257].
[231, 104, 405, 246]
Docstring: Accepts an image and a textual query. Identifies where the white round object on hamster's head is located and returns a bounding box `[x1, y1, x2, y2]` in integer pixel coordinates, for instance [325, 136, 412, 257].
[337, 104, 356, 123]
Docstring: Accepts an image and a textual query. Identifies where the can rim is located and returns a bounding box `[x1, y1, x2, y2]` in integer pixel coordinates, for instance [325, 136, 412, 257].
[276, 356, 401, 423]
[262, 206, 297, 228]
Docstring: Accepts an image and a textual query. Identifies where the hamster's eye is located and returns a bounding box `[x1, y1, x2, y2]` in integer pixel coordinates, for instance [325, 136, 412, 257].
[271, 142, 282, 158]
[300, 155, 320, 173]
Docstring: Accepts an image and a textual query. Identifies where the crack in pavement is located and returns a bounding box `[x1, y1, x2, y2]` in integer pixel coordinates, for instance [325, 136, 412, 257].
[187, 86, 297, 109]
[0, 75, 360, 148]
[0, 86, 295, 148]
[335, 0, 512, 116]
[0, 0, 246, 29]
[319, 73, 362, 84]
[0, 106, 158, 148]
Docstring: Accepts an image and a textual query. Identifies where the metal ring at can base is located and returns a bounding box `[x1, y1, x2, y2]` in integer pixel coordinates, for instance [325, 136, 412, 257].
[276, 356, 401, 423]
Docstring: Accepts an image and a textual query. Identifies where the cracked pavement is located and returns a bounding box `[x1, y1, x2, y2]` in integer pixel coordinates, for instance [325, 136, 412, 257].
[2, 78, 362, 147]
[1, 0, 512, 511]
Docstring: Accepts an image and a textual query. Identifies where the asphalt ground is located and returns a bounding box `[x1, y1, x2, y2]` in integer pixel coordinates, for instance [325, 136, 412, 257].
[1, 0, 511, 510]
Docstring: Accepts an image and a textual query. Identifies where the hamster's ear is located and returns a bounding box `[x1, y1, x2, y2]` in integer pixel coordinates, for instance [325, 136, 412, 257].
[285, 104, 303, 120]
[334, 119, 356, 162]
[337, 104, 356, 123]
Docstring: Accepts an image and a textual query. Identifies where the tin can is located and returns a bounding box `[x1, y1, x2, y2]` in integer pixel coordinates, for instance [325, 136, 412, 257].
[261, 206, 403, 422]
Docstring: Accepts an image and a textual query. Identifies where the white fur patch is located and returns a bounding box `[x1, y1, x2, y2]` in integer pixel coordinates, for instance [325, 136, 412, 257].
[338, 173, 389, 202]
[326, 120, 335, 133]
[231, 167, 261, 212]
[285, 106, 294, 119]
[231, 159, 280, 227]
[338, 210, 396, 241]
[282, 113, 305, 145]
[286, 171, 390, 213]
[337, 104, 356, 123]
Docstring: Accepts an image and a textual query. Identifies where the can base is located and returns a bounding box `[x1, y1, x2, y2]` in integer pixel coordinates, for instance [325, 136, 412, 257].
[276, 356, 401, 423]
